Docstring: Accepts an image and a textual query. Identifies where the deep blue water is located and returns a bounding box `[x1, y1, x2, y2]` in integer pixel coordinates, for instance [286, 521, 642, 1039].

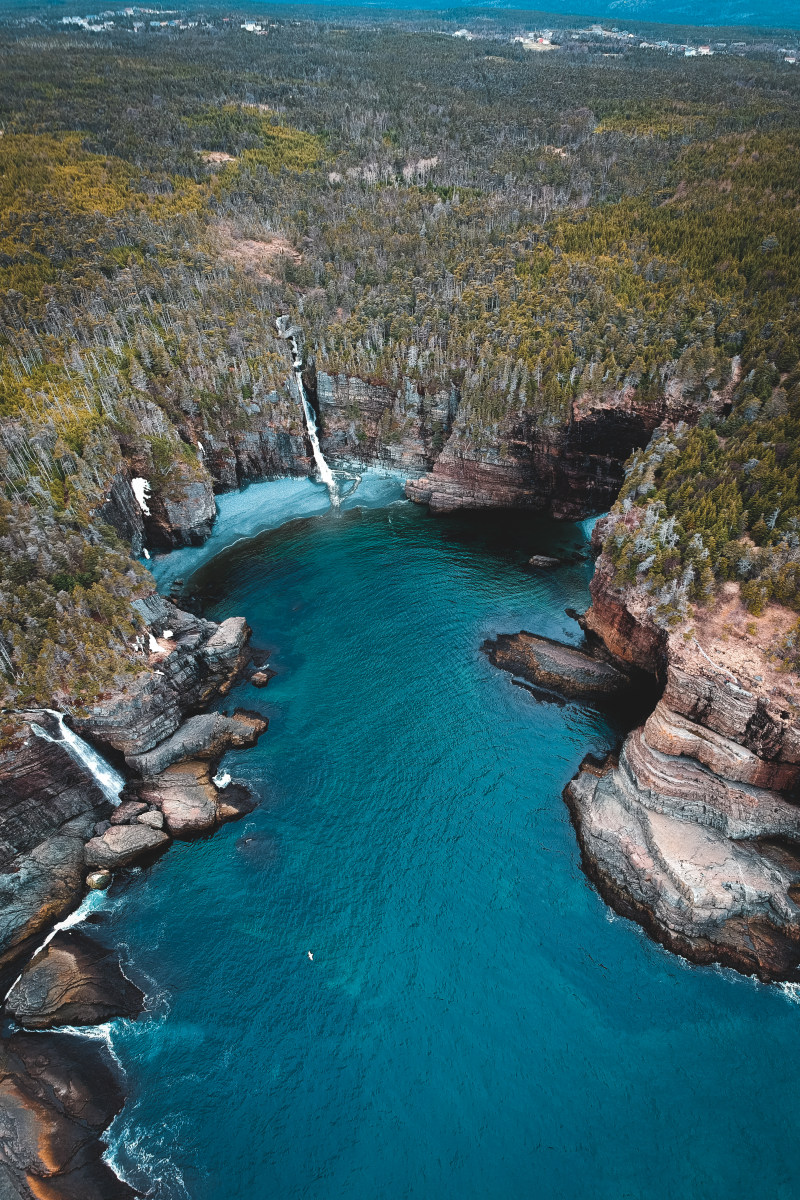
[94, 478, 800, 1200]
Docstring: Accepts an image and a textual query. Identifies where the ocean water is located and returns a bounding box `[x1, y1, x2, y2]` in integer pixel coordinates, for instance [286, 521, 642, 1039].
[95, 480, 800, 1200]
[7, 0, 799, 31]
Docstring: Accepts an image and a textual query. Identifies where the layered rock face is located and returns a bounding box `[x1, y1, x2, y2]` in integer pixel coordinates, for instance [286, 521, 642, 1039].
[102, 357, 740, 544]
[315, 371, 456, 473]
[73, 594, 250, 758]
[0, 596, 258, 975]
[106, 367, 454, 549]
[565, 554, 800, 982]
[406, 375, 729, 517]
[0, 730, 106, 974]
[0, 1031, 136, 1199]
[0, 589, 269, 1194]
[5, 930, 143, 1030]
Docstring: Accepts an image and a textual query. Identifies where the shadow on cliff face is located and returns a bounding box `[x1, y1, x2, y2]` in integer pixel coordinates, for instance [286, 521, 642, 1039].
[484, 627, 662, 740]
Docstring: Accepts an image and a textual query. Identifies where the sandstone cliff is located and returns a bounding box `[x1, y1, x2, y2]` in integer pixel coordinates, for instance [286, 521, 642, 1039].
[0, 596, 258, 977]
[406, 369, 735, 517]
[565, 530, 800, 982]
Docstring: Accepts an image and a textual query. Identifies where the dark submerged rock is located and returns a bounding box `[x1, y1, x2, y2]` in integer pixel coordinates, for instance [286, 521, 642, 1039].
[4, 930, 143, 1029]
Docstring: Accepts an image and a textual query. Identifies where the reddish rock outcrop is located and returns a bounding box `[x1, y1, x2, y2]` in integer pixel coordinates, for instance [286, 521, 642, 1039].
[83, 823, 170, 868]
[563, 535, 800, 982]
[406, 373, 730, 518]
[0, 1031, 138, 1198]
[130, 759, 255, 837]
[4, 931, 143, 1029]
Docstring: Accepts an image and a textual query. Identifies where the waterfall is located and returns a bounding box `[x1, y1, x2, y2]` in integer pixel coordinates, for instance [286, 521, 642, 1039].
[31, 710, 124, 807]
[300, 391, 340, 509]
[278, 319, 339, 509]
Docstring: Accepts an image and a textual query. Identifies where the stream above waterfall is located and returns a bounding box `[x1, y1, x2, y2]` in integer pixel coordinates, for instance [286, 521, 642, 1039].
[93, 481, 800, 1200]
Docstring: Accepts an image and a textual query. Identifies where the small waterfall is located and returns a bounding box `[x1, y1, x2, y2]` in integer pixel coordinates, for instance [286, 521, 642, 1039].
[278, 319, 339, 509]
[31, 710, 124, 807]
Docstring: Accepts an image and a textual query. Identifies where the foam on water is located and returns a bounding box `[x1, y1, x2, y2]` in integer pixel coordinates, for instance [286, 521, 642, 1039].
[148, 470, 408, 589]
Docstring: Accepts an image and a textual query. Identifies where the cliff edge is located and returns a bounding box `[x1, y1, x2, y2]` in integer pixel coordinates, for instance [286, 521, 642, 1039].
[565, 522, 800, 982]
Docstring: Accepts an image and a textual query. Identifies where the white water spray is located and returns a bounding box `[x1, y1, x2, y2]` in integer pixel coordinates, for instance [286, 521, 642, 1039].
[277, 319, 339, 508]
[2, 888, 108, 1002]
[31, 710, 124, 807]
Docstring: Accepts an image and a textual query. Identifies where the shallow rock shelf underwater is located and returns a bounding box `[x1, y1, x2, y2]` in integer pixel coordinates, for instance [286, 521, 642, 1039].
[94, 475, 800, 1199]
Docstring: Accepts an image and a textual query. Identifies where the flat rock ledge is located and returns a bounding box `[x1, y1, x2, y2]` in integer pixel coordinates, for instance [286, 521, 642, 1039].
[4, 930, 143, 1029]
[125, 710, 267, 778]
[483, 631, 631, 701]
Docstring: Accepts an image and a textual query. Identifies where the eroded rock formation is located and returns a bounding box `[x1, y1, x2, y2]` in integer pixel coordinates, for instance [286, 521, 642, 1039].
[564, 533, 800, 982]
[0, 1031, 138, 1198]
[4, 930, 143, 1029]
[483, 631, 632, 702]
[406, 373, 732, 517]
[0, 594, 257, 975]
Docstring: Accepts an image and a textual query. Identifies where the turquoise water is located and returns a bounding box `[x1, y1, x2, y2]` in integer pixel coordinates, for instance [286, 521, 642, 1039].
[97, 481, 800, 1200]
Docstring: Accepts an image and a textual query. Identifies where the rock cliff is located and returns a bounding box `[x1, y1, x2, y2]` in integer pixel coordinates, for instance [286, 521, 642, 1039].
[0, 1031, 137, 1198]
[0, 595, 257, 976]
[564, 529, 800, 982]
[406, 371, 733, 517]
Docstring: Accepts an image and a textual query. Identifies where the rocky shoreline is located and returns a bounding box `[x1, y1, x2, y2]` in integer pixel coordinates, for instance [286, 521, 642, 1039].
[487, 514, 800, 983]
[0, 591, 271, 1196]
[0, 344, 785, 1194]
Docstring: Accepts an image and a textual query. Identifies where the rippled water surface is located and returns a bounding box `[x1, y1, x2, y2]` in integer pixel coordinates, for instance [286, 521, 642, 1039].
[98, 480, 800, 1200]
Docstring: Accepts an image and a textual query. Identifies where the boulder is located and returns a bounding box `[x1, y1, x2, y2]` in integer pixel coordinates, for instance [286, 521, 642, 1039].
[527, 555, 561, 569]
[73, 599, 252, 758]
[137, 809, 164, 830]
[250, 669, 276, 688]
[483, 631, 631, 701]
[109, 801, 148, 826]
[125, 710, 267, 777]
[4, 930, 143, 1029]
[86, 870, 111, 891]
[84, 824, 169, 869]
[134, 761, 219, 837]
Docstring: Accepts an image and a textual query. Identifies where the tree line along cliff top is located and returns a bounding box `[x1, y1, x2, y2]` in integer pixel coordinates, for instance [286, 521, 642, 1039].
[1, 12, 800, 714]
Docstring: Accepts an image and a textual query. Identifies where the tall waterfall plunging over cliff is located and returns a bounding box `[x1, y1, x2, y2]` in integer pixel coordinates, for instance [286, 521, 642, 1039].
[277, 317, 339, 509]
[32, 710, 124, 806]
